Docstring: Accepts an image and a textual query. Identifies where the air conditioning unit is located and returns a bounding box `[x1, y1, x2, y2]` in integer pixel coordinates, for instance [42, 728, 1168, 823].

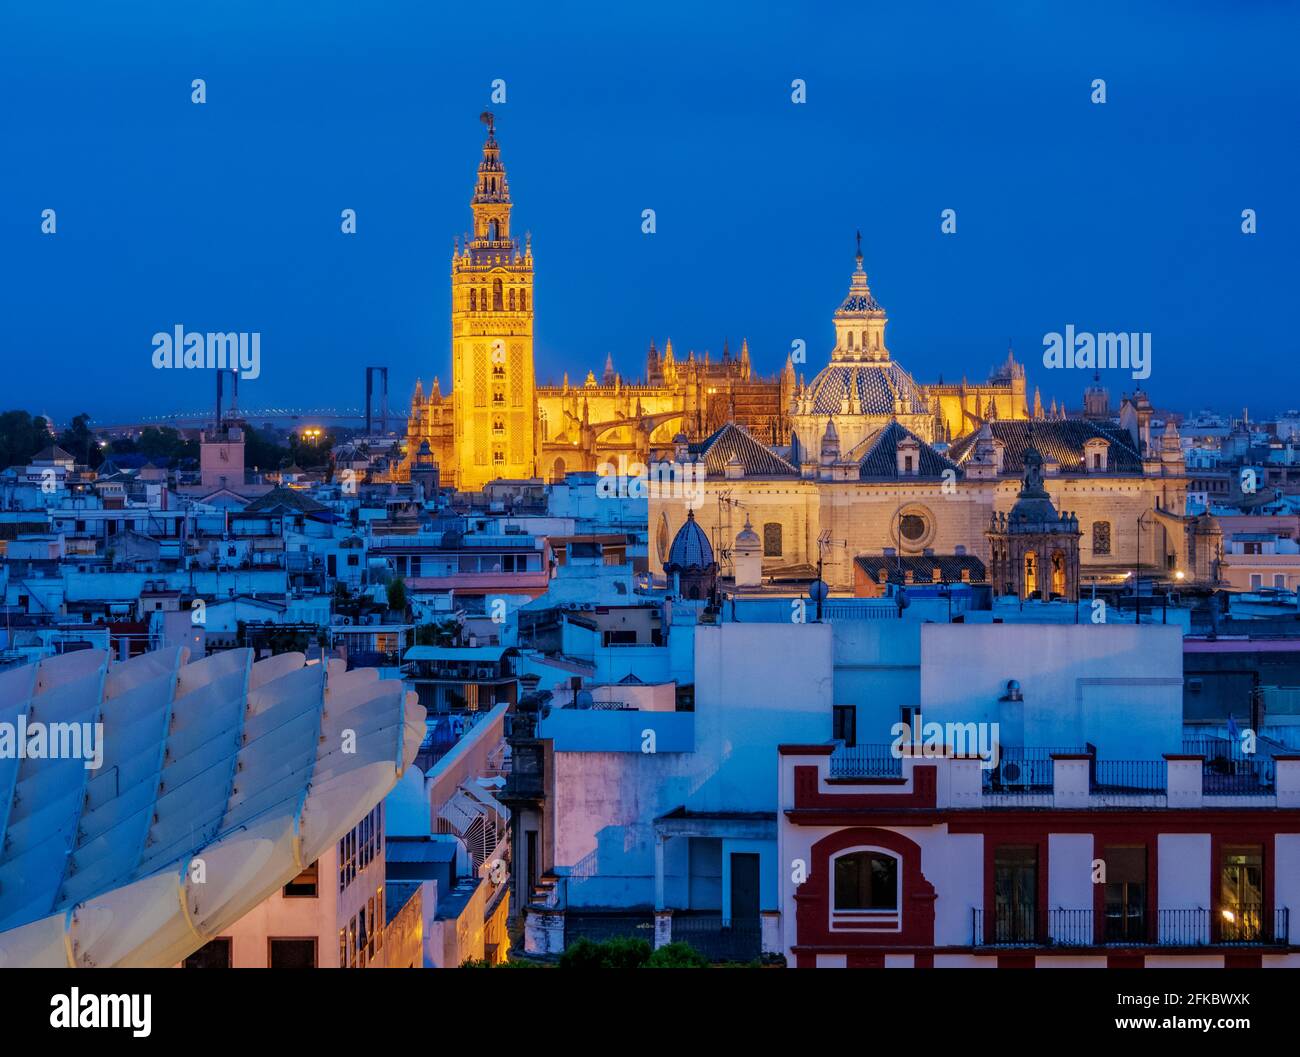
[999, 760, 1027, 788]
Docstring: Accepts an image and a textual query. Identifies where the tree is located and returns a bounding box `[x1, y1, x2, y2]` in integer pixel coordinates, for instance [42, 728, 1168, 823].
[0, 410, 52, 470]
[58, 412, 102, 469]
[386, 577, 408, 616]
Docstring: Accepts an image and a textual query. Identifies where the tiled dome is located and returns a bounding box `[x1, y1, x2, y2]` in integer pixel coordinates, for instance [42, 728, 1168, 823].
[805, 362, 929, 416]
[666, 509, 715, 570]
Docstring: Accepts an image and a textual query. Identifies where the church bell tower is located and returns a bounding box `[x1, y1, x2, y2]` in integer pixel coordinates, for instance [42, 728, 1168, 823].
[451, 112, 537, 490]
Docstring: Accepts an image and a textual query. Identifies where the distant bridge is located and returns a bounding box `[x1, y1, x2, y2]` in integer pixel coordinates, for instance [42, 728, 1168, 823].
[98, 407, 412, 432]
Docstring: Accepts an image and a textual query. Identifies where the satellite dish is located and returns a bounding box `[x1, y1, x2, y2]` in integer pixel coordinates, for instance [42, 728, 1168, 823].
[808, 579, 830, 604]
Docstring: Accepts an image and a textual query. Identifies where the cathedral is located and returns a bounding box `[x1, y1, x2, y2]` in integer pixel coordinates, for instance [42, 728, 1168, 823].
[399, 115, 1219, 596]
[400, 115, 1030, 492]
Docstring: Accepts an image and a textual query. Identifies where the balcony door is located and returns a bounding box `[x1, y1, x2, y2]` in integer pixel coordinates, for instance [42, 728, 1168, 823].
[994, 845, 1037, 943]
[1219, 844, 1264, 942]
[1103, 845, 1147, 943]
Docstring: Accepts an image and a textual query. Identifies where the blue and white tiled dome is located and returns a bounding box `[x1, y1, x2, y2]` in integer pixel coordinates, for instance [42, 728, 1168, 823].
[804, 361, 929, 416]
[666, 510, 716, 570]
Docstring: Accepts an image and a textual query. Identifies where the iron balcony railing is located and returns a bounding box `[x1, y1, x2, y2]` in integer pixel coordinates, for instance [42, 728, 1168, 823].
[971, 906, 1291, 947]
[829, 743, 904, 778]
[1091, 759, 1168, 793]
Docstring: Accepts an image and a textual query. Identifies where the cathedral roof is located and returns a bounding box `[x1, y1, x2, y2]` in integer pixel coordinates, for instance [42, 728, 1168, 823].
[665, 510, 716, 571]
[850, 421, 961, 480]
[804, 361, 929, 416]
[692, 422, 797, 477]
[947, 420, 1142, 474]
[855, 554, 987, 585]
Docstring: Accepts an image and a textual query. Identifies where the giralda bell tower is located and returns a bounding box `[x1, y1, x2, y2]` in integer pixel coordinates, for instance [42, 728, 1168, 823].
[450, 112, 537, 490]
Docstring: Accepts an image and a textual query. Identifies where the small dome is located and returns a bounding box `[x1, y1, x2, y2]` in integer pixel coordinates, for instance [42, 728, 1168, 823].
[736, 515, 761, 550]
[666, 510, 715, 570]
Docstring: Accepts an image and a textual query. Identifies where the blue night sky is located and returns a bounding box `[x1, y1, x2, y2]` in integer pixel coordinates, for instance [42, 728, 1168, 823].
[2, 0, 1297, 427]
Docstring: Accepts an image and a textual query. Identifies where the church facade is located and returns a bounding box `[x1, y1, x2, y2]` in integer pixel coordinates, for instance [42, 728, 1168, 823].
[401, 116, 1031, 492]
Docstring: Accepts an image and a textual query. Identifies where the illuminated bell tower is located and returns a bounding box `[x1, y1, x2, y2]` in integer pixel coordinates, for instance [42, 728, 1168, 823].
[451, 112, 537, 490]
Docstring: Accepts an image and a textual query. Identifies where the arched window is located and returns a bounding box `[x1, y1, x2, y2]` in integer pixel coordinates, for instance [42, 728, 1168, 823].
[489, 219, 499, 240]
[509, 288, 516, 311]
[1051, 550, 1067, 597]
[493, 279, 504, 311]
[763, 522, 782, 557]
[862, 331, 868, 349]
[833, 850, 899, 911]
[481, 288, 488, 311]
[469, 289, 477, 311]
[520, 290, 527, 311]
[847, 332, 854, 349]
[1023, 550, 1038, 598]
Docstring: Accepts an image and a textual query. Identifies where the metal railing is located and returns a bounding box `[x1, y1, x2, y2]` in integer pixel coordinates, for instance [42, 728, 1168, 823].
[829, 743, 904, 778]
[1092, 760, 1168, 793]
[971, 906, 1291, 948]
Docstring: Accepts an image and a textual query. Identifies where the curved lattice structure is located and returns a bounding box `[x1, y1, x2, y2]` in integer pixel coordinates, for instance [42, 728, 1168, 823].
[0, 647, 423, 968]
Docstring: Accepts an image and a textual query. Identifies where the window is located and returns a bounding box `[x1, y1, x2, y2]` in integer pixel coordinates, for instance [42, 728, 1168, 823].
[1092, 521, 1111, 556]
[993, 845, 1037, 943]
[367, 896, 377, 959]
[1219, 844, 1264, 942]
[469, 288, 477, 311]
[833, 850, 898, 911]
[1251, 573, 1263, 589]
[832, 705, 857, 747]
[904, 455, 914, 473]
[269, 938, 317, 969]
[520, 290, 527, 311]
[762, 522, 782, 557]
[1093, 453, 1102, 469]
[183, 937, 231, 968]
[509, 288, 516, 311]
[493, 279, 504, 311]
[1103, 846, 1146, 942]
[283, 860, 318, 898]
[1275, 574, 1287, 589]
[899, 514, 926, 542]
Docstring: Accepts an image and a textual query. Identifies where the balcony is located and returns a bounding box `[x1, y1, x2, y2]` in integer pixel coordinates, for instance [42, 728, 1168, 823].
[971, 906, 1290, 948]
[826, 742, 1286, 802]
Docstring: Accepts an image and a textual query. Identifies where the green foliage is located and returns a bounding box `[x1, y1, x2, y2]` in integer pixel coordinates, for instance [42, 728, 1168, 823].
[111, 426, 198, 464]
[57, 412, 103, 468]
[386, 577, 408, 615]
[415, 618, 460, 647]
[558, 935, 653, 969]
[459, 956, 544, 968]
[644, 942, 710, 969]
[241, 424, 291, 473]
[0, 409, 53, 470]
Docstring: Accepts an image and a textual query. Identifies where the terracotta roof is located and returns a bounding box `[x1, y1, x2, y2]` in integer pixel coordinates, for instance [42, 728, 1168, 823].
[851, 421, 961, 480]
[240, 485, 328, 514]
[948, 420, 1142, 474]
[854, 554, 987, 584]
[692, 422, 796, 477]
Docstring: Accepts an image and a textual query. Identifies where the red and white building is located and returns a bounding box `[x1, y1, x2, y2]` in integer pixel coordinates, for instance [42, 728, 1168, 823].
[777, 747, 1300, 967]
